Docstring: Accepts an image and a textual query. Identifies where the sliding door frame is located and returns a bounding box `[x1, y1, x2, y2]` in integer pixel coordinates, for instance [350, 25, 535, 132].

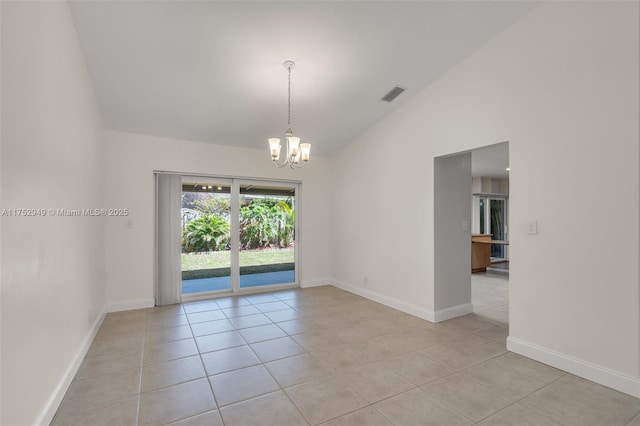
[173, 172, 301, 302]
[236, 179, 300, 292]
[472, 193, 509, 262]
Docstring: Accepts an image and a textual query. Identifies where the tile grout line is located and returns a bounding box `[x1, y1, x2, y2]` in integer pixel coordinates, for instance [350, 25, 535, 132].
[190, 297, 306, 424]
[228, 293, 305, 423]
[259, 342, 312, 426]
[187, 301, 226, 425]
[136, 309, 150, 426]
[475, 373, 568, 425]
[421, 352, 568, 425]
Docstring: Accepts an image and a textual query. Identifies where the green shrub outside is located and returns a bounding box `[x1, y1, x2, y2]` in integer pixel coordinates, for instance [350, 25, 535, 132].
[181, 197, 294, 253]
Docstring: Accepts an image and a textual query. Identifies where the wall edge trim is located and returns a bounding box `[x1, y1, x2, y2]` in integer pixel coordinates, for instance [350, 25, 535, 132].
[36, 305, 107, 425]
[106, 298, 155, 313]
[507, 336, 640, 398]
[434, 302, 474, 322]
[331, 279, 436, 322]
[300, 279, 331, 288]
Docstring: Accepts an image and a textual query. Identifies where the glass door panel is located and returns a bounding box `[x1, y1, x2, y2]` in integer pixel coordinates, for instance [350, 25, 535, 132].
[478, 198, 486, 234]
[181, 179, 232, 295]
[490, 199, 506, 260]
[238, 183, 296, 289]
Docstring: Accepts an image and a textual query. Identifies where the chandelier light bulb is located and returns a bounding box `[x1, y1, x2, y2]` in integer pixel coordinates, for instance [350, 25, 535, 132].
[269, 138, 281, 160]
[288, 136, 300, 156]
[300, 143, 311, 162]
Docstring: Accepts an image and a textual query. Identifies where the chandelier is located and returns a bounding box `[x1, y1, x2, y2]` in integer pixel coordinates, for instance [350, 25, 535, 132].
[268, 61, 311, 168]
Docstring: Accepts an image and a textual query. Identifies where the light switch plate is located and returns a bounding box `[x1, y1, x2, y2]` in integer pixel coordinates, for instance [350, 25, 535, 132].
[527, 220, 537, 234]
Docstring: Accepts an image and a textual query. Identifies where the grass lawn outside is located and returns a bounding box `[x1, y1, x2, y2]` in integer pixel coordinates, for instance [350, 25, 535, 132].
[182, 248, 294, 270]
[181, 248, 294, 280]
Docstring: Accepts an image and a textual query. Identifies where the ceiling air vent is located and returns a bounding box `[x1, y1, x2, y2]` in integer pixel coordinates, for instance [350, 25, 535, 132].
[381, 86, 405, 102]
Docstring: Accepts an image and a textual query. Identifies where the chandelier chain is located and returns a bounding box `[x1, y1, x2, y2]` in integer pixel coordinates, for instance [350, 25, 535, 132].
[287, 65, 292, 128]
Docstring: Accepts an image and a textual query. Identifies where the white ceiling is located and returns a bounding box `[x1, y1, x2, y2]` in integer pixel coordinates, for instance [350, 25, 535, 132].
[471, 142, 509, 179]
[69, 1, 537, 160]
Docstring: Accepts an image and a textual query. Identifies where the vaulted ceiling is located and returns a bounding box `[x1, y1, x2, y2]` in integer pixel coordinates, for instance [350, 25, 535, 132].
[69, 1, 537, 159]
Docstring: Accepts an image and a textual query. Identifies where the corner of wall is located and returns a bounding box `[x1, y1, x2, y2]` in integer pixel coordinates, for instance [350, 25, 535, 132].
[433, 303, 474, 323]
[300, 279, 331, 288]
[331, 279, 436, 323]
[106, 298, 155, 313]
[36, 306, 107, 425]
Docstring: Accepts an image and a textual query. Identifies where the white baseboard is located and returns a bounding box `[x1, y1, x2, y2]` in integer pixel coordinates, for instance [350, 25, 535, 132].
[106, 298, 155, 313]
[300, 279, 330, 288]
[36, 305, 107, 425]
[434, 303, 474, 322]
[507, 337, 640, 398]
[331, 279, 436, 322]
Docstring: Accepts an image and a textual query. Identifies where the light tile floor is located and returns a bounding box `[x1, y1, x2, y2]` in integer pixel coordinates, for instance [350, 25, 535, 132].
[472, 272, 509, 324]
[53, 281, 640, 425]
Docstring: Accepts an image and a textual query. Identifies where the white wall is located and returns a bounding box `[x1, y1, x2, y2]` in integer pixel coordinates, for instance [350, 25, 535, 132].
[330, 1, 639, 394]
[1, 2, 107, 425]
[330, 128, 437, 318]
[472, 177, 509, 195]
[434, 153, 472, 315]
[104, 131, 332, 309]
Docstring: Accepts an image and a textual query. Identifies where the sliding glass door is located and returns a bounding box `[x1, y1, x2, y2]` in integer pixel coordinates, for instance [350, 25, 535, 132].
[239, 182, 296, 289]
[179, 176, 298, 298]
[181, 178, 232, 295]
[489, 199, 506, 259]
[474, 195, 508, 262]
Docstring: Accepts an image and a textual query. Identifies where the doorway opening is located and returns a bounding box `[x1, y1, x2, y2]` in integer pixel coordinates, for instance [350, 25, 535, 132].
[471, 142, 510, 273]
[433, 141, 509, 325]
[471, 142, 510, 325]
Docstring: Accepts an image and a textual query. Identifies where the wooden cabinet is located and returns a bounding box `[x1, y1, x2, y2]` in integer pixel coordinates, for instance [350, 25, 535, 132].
[471, 234, 509, 273]
[472, 234, 492, 273]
